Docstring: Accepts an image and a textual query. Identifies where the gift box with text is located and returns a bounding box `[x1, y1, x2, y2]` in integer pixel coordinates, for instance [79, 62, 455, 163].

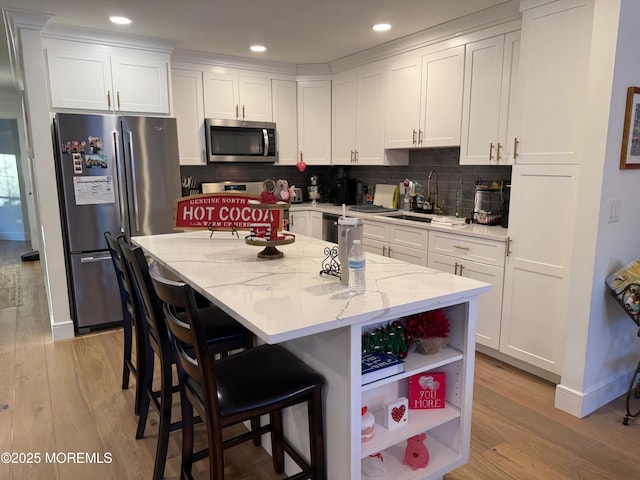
[408, 371, 446, 409]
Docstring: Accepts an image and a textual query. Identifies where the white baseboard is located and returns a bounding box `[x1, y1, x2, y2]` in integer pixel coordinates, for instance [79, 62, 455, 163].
[555, 370, 630, 418]
[51, 320, 75, 341]
[476, 344, 561, 383]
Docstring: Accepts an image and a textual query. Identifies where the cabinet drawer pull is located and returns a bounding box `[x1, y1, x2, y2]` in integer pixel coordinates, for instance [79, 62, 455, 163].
[454, 262, 459, 275]
[489, 142, 495, 162]
[453, 244, 470, 251]
[382, 246, 387, 256]
[107, 90, 111, 110]
[412, 129, 417, 145]
[242, 105, 246, 119]
[235, 105, 239, 119]
[506, 237, 512, 257]
[388, 247, 392, 257]
[513, 137, 519, 161]
[458, 264, 464, 275]
[496, 142, 502, 163]
[418, 129, 423, 145]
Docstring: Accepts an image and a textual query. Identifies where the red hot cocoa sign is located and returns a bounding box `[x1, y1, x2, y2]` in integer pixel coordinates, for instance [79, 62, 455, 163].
[173, 194, 283, 231]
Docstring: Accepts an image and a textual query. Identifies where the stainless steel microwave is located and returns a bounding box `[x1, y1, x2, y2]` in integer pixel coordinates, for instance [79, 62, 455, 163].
[205, 118, 277, 163]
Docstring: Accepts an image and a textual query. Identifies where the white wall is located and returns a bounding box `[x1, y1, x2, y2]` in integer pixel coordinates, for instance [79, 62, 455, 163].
[557, 0, 640, 417]
[10, 12, 75, 340]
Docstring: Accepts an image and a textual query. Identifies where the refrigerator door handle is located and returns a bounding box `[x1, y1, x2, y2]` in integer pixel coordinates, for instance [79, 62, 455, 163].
[114, 131, 126, 233]
[80, 254, 112, 263]
[262, 128, 269, 157]
[127, 131, 140, 232]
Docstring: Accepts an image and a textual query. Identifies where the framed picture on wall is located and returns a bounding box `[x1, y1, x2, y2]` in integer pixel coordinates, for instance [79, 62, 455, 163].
[620, 86, 640, 169]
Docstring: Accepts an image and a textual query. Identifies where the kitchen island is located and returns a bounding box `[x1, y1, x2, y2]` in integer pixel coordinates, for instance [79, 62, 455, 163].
[132, 230, 490, 480]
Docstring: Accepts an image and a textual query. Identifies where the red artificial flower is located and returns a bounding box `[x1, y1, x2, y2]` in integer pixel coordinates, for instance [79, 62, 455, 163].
[404, 309, 450, 339]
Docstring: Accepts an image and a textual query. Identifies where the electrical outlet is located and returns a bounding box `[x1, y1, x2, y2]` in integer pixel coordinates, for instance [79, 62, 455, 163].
[609, 199, 621, 223]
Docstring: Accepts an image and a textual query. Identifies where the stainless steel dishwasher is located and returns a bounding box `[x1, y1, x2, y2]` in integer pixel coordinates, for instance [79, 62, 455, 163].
[322, 213, 339, 243]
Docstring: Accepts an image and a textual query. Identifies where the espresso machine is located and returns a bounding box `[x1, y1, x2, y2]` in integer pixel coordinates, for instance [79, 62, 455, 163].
[472, 179, 505, 225]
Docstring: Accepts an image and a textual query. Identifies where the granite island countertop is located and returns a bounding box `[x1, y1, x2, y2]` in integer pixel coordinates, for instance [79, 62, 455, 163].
[133, 230, 490, 344]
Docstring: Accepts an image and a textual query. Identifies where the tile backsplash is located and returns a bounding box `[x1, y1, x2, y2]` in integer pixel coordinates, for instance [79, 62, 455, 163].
[181, 147, 512, 218]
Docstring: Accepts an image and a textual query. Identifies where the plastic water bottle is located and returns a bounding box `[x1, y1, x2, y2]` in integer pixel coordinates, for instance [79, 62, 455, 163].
[348, 240, 366, 295]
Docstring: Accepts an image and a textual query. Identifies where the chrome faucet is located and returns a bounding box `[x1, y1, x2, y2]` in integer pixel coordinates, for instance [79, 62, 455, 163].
[427, 170, 441, 214]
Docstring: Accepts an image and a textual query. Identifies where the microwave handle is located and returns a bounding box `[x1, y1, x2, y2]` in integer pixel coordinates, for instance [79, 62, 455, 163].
[262, 128, 269, 156]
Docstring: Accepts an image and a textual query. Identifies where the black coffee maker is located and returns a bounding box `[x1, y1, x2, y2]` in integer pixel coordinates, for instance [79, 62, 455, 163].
[333, 168, 357, 205]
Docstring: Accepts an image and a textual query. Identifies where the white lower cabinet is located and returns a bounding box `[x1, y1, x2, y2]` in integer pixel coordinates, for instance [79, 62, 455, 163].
[289, 210, 323, 240]
[363, 221, 428, 266]
[356, 300, 474, 479]
[428, 231, 506, 349]
[500, 164, 579, 375]
[309, 211, 323, 240]
[289, 211, 310, 236]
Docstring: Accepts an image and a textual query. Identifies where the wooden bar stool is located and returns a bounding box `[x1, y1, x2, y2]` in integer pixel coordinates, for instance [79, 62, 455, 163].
[104, 231, 145, 415]
[119, 240, 255, 480]
[149, 262, 326, 480]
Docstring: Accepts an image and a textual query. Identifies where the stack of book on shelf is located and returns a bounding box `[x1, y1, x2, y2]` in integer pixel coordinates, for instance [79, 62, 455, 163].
[361, 352, 405, 385]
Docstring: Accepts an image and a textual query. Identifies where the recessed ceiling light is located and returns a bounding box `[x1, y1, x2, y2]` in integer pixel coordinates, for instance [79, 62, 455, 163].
[110, 16, 132, 25]
[372, 23, 391, 32]
[250, 45, 267, 53]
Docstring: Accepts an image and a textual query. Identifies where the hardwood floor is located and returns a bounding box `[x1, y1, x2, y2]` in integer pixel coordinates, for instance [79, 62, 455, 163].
[1, 238, 639, 480]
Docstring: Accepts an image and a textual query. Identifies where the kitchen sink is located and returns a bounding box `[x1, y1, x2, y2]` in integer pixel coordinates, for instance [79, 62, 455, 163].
[385, 214, 432, 223]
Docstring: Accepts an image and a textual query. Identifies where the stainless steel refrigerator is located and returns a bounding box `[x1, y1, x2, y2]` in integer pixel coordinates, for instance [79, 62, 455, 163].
[53, 113, 181, 333]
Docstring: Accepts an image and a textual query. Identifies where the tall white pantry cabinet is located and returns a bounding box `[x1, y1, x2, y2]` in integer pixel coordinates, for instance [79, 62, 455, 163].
[501, 0, 591, 375]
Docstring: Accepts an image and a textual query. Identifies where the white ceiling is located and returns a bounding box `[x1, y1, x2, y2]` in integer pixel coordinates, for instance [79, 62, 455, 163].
[1, 0, 513, 90]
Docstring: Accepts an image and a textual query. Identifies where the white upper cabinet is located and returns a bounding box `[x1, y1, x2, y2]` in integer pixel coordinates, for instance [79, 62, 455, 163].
[272, 80, 298, 165]
[331, 72, 357, 164]
[171, 69, 206, 165]
[297, 80, 331, 166]
[516, 0, 590, 165]
[47, 46, 170, 114]
[386, 45, 464, 149]
[459, 31, 520, 165]
[333, 64, 406, 166]
[356, 66, 388, 164]
[203, 72, 272, 121]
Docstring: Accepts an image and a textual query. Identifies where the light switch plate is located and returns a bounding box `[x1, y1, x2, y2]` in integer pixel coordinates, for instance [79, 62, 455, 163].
[609, 199, 621, 223]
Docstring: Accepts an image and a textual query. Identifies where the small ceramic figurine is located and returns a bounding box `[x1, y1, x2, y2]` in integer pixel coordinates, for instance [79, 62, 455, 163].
[361, 406, 375, 442]
[403, 433, 430, 470]
[361, 453, 387, 477]
[275, 179, 290, 202]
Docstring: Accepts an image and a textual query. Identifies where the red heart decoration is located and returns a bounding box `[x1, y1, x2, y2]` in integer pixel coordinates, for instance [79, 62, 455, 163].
[297, 151, 307, 172]
[391, 405, 406, 423]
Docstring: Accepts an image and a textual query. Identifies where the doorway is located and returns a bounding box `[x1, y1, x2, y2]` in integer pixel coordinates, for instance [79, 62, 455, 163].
[0, 118, 28, 241]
